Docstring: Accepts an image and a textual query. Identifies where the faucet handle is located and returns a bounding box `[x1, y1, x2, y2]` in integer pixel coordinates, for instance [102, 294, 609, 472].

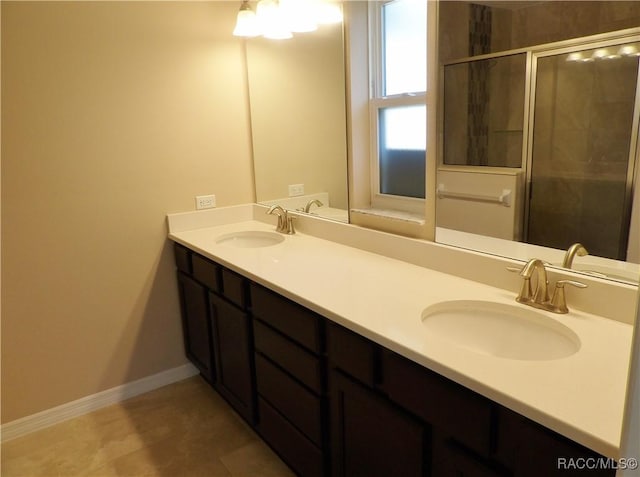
[556, 279, 588, 289]
[507, 266, 533, 303]
[550, 280, 587, 314]
[266, 205, 286, 232]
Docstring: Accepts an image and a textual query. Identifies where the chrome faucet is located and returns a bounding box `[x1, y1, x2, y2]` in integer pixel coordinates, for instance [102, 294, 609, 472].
[266, 205, 296, 235]
[303, 199, 323, 213]
[509, 258, 587, 314]
[562, 243, 588, 268]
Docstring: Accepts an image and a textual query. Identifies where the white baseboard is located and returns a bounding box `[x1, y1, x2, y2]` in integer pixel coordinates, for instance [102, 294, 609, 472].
[1, 363, 199, 442]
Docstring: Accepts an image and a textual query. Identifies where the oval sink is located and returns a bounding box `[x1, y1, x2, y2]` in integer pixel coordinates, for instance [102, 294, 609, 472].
[421, 300, 580, 361]
[216, 231, 284, 248]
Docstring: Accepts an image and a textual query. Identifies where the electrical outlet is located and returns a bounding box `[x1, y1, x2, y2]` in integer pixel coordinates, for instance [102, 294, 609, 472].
[288, 184, 305, 197]
[195, 194, 216, 210]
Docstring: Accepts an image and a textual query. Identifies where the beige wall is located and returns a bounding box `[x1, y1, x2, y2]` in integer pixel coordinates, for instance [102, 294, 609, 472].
[1, 1, 255, 423]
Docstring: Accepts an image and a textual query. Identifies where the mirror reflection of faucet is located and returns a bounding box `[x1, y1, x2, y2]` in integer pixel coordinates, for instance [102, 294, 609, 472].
[562, 243, 589, 268]
[304, 199, 323, 213]
[508, 259, 586, 314]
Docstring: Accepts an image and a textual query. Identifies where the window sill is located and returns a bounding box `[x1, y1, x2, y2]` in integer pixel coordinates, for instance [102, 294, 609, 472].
[350, 207, 425, 225]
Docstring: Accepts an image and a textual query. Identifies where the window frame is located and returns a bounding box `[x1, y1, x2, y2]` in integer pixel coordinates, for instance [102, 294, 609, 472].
[368, 0, 428, 215]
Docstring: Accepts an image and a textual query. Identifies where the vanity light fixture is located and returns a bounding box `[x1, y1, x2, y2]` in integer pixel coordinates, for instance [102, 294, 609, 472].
[233, 0, 262, 37]
[618, 44, 640, 57]
[232, 0, 342, 39]
[314, 0, 343, 24]
[257, 0, 293, 39]
[280, 0, 318, 33]
[592, 48, 609, 59]
[567, 44, 640, 62]
[565, 52, 583, 62]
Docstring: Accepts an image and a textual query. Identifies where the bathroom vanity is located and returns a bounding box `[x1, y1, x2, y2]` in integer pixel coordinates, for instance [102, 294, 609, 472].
[167, 205, 634, 477]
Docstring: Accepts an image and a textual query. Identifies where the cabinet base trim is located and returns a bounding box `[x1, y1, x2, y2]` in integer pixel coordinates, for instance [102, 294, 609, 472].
[1, 363, 199, 442]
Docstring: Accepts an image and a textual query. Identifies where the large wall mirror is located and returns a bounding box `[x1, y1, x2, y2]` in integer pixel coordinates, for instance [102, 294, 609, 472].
[246, 21, 350, 223]
[437, 0, 640, 285]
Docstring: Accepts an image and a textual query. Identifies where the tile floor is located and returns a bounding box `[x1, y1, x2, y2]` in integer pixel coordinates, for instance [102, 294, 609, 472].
[1, 376, 296, 477]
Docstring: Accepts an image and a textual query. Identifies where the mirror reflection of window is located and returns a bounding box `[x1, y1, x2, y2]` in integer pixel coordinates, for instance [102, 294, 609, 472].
[382, 0, 426, 96]
[379, 105, 426, 198]
[370, 0, 427, 208]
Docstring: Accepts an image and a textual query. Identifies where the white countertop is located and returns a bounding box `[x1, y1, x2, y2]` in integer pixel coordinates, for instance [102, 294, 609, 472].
[168, 212, 633, 459]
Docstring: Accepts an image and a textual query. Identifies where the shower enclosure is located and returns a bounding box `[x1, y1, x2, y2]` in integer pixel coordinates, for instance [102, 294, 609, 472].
[442, 33, 640, 261]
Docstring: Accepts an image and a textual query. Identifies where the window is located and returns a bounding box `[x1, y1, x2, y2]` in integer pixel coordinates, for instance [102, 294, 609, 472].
[370, 0, 427, 213]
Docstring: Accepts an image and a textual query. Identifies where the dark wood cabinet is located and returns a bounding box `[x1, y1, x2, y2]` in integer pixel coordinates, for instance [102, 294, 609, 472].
[250, 282, 328, 477]
[250, 282, 323, 353]
[174, 243, 616, 477]
[174, 243, 255, 424]
[328, 323, 427, 477]
[258, 397, 325, 477]
[327, 323, 377, 388]
[209, 292, 255, 423]
[432, 432, 509, 477]
[176, 271, 214, 383]
[381, 349, 493, 457]
[331, 370, 428, 477]
[327, 321, 615, 477]
[495, 407, 615, 477]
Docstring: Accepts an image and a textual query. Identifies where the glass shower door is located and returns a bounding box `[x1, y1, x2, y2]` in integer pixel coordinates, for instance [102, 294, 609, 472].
[527, 42, 640, 260]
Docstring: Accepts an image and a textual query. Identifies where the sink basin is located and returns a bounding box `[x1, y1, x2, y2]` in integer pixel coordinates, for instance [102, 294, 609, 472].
[421, 300, 580, 361]
[216, 231, 284, 248]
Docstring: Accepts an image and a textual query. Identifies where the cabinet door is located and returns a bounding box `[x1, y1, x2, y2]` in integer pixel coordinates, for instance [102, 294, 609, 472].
[331, 371, 427, 477]
[177, 272, 214, 383]
[382, 350, 493, 457]
[209, 292, 255, 423]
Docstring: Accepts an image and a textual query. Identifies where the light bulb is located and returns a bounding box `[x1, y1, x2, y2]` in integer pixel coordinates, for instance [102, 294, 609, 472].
[619, 44, 640, 56]
[233, 1, 262, 37]
[257, 0, 293, 39]
[592, 48, 609, 59]
[314, 0, 343, 24]
[280, 0, 318, 33]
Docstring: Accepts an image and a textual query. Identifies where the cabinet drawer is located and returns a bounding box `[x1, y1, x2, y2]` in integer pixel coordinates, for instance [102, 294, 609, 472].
[174, 243, 191, 274]
[254, 320, 323, 393]
[382, 350, 493, 457]
[250, 283, 322, 353]
[256, 354, 323, 446]
[192, 254, 220, 292]
[327, 323, 376, 387]
[221, 268, 247, 309]
[258, 397, 325, 477]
